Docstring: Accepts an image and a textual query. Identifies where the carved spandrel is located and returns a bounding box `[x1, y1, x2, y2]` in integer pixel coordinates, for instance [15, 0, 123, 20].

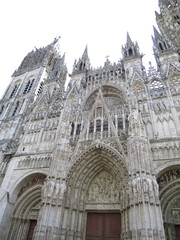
[87, 171, 119, 203]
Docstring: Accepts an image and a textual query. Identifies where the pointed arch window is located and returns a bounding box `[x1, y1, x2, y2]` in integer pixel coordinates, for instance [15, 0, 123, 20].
[174, 15, 180, 24]
[12, 101, 20, 116]
[89, 122, 94, 133]
[128, 48, 133, 57]
[0, 105, 4, 115]
[23, 79, 35, 94]
[159, 42, 164, 52]
[103, 119, 108, 131]
[37, 82, 43, 96]
[96, 119, 101, 132]
[76, 123, 81, 135]
[10, 84, 19, 98]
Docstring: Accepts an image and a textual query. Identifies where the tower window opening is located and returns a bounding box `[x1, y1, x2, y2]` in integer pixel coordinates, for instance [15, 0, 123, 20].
[80, 62, 83, 71]
[103, 119, 108, 131]
[118, 118, 123, 129]
[163, 42, 167, 49]
[89, 122, 94, 133]
[0, 105, 4, 115]
[52, 59, 57, 70]
[70, 122, 74, 136]
[37, 82, 43, 96]
[12, 101, 20, 116]
[23, 79, 35, 94]
[27, 79, 34, 93]
[159, 42, 164, 52]
[10, 84, 19, 98]
[128, 48, 133, 56]
[96, 120, 101, 132]
[76, 123, 81, 135]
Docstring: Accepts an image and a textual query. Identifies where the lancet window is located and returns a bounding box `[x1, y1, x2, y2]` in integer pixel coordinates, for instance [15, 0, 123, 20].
[23, 79, 35, 94]
[10, 84, 19, 98]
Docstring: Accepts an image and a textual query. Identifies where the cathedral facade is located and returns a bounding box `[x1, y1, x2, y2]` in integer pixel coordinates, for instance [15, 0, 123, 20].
[0, 1, 180, 239]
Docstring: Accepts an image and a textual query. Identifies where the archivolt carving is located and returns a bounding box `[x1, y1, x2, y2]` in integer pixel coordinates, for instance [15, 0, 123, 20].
[157, 167, 180, 191]
[17, 175, 45, 199]
[87, 170, 119, 203]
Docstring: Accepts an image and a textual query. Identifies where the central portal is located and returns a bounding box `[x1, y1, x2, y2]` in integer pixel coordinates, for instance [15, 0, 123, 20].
[86, 213, 121, 240]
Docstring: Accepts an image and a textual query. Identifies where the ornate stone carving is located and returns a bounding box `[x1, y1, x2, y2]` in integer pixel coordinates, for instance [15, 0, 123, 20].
[18, 175, 45, 199]
[157, 168, 180, 191]
[87, 171, 119, 203]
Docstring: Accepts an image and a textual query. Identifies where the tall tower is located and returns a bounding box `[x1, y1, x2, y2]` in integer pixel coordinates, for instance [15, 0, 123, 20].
[0, 38, 67, 239]
[156, 0, 180, 52]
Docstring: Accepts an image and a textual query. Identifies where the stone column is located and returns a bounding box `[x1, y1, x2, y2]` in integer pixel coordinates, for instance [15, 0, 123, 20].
[125, 99, 165, 239]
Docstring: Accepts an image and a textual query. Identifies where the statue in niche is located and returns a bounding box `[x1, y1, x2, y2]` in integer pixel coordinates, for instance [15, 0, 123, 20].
[48, 179, 55, 197]
[87, 171, 119, 203]
[142, 177, 149, 202]
[147, 177, 154, 203]
[59, 180, 66, 198]
[132, 174, 142, 204]
[152, 177, 160, 204]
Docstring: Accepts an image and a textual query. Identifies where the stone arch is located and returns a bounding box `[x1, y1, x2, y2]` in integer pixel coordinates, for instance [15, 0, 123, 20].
[82, 84, 127, 111]
[157, 165, 180, 239]
[59, 145, 129, 239]
[3, 171, 47, 240]
[149, 78, 167, 98]
[131, 79, 148, 102]
[9, 170, 47, 202]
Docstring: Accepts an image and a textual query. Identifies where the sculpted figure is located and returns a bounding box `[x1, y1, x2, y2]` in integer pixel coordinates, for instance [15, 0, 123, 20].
[59, 180, 66, 198]
[142, 177, 149, 202]
[132, 178, 138, 204]
[152, 178, 159, 197]
[147, 177, 154, 203]
[55, 182, 60, 196]
[48, 180, 55, 197]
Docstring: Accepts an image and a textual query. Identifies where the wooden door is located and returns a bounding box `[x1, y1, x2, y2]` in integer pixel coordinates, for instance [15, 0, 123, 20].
[27, 220, 37, 240]
[175, 225, 180, 240]
[86, 213, 121, 240]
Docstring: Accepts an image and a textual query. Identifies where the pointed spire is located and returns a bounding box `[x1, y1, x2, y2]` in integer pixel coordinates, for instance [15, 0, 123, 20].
[122, 33, 141, 59]
[126, 32, 133, 46]
[72, 45, 90, 75]
[155, 11, 159, 18]
[153, 26, 162, 41]
[82, 45, 88, 60]
[61, 53, 65, 64]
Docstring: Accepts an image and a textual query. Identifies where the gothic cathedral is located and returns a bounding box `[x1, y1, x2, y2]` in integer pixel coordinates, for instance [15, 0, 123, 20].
[0, 1, 180, 239]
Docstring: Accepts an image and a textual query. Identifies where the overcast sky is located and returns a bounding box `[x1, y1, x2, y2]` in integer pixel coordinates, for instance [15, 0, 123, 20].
[0, 0, 159, 98]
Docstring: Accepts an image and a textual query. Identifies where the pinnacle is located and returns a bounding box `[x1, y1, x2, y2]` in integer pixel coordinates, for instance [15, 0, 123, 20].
[82, 45, 88, 59]
[153, 26, 162, 40]
[126, 32, 133, 45]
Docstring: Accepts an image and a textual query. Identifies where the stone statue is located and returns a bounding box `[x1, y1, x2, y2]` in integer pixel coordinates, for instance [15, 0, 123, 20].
[59, 180, 66, 198]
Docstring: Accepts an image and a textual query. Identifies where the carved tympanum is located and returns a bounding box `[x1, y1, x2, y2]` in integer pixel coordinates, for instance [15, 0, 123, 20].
[87, 170, 119, 203]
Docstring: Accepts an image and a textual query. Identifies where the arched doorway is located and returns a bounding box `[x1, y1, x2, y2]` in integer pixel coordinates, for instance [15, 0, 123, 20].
[157, 166, 180, 240]
[59, 144, 129, 240]
[6, 174, 46, 240]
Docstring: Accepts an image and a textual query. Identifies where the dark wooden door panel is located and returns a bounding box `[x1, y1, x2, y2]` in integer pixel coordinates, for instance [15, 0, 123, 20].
[86, 213, 103, 240]
[175, 225, 180, 240]
[27, 220, 37, 240]
[105, 213, 121, 239]
[86, 213, 121, 240]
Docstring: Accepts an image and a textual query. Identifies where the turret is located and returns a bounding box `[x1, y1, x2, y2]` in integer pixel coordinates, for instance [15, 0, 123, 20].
[122, 32, 141, 59]
[72, 45, 90, 75]
[152, 26, 179, 73]
[122, 33, 146, 82]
